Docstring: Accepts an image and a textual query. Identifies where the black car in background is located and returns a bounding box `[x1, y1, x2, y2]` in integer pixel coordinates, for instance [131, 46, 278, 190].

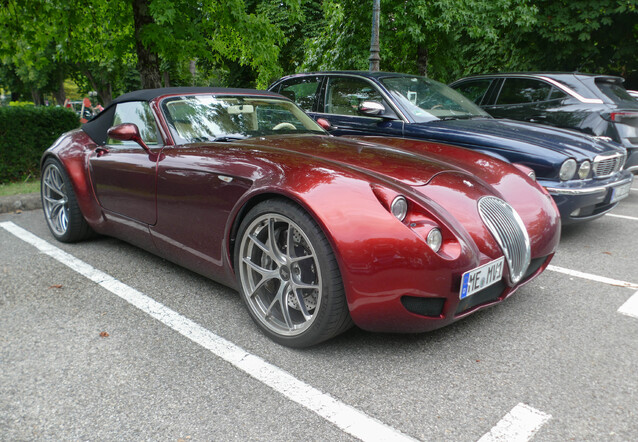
[449, 73, 638, 173]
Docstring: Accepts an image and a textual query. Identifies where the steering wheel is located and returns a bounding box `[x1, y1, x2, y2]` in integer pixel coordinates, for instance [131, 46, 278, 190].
[273, 122, 297, 131]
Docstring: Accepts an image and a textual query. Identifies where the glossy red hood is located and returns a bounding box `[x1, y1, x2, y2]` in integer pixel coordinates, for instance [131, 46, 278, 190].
[240, 134, 462, 186]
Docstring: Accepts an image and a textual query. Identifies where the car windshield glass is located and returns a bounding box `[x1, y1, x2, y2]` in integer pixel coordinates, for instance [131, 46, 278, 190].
[380, 76, 491, 122]
[595, 81, 638, 106]
[162, 95, 326, 143]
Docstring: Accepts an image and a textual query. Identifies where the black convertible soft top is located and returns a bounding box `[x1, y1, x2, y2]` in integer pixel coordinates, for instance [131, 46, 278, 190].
[82, 87, 284, 145]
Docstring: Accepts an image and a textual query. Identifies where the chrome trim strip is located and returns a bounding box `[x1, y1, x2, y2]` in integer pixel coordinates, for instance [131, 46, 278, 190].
[544, 186, 607, 195]
[536, 76, 604, 104]
[544, 176, 634, 195]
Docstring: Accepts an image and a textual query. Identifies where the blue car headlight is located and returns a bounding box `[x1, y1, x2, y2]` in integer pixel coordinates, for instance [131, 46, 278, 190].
[559, 159, 577, 181]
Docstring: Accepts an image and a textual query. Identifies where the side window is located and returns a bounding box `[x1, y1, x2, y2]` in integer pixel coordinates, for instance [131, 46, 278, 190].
[325, 77, 385, 116]
[107, 101, 161, 146]
[454, 79, 493, 104]
[277, 77, 321, 112]
[548, 86, 567, 101]
[496, 78, 552, 105]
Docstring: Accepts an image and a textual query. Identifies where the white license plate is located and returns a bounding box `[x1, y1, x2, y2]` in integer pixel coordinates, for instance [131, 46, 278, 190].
[611, 181, 632, 204]
[460, 257, 505, 299]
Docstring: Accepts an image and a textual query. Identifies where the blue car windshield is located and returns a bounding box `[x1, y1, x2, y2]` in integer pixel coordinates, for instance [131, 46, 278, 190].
[380, 76, 491, 123]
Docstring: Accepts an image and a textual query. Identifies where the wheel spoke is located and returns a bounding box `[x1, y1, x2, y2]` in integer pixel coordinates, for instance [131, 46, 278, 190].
[293, 290, 313, 321]
[267, 218, 286, 264]
[289, 254, 314, 264]
[247, 233, 275, 260]
[44, 179, 59, 195]
[276, 282, 294, 329]
[58, 207, 68, 232]
[242, 256, 276, 278]
[247, 272, 279, 299]
[286, 224, 294, 259]
[43, 194, 66, 206]
[291, 280, 319, 291]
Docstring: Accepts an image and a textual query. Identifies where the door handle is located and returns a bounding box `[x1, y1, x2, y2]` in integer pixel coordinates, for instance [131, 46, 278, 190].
[95, 147, 109, 157]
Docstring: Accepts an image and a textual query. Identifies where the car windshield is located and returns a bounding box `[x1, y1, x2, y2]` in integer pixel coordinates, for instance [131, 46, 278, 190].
[162, 95, 326, 143]
[380, 76, 491, 122]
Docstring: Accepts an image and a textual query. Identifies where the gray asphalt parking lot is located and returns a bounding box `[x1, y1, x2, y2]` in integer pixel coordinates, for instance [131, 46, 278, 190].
[1, 186, 636, 441]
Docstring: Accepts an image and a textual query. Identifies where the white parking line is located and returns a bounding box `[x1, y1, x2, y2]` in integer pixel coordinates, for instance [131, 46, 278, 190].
[0, 221, 417, 442]
[606, 213, 638, 221]
[618, 292, 638, 319]
[477, 403, 551, 442]
[547, 265, 638, 289]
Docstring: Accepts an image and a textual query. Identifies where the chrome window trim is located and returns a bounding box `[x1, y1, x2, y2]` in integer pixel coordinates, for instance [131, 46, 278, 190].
[459, 74, 605, 105]
[535, 76, 604, 104]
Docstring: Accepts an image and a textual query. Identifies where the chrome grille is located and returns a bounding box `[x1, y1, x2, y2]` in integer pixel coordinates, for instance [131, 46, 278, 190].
[478, 197, 531, 285]
[593, 152, 626, 177]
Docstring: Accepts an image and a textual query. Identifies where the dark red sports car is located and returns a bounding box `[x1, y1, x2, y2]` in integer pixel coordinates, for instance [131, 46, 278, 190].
[41, 87, 561, 347]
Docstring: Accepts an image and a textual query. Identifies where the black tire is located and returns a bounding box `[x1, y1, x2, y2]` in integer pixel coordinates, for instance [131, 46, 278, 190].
[234, 199, 352, 348]
[41, 157, 93, 243]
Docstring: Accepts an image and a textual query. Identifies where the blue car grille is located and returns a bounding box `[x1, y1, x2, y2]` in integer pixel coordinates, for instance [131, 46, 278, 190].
[478, 197, 531, 285]
[593, 152, 626, 177]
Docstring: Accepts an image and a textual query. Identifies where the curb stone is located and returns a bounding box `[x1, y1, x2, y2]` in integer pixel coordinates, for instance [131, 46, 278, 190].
[0, 193, 42, 214]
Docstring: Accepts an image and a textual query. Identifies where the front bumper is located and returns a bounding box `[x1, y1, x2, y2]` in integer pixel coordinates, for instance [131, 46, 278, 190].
[540, 171, 634, 225]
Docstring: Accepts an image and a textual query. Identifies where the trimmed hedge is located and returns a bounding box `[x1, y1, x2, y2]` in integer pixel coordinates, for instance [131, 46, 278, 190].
[0, 106, 80, 184]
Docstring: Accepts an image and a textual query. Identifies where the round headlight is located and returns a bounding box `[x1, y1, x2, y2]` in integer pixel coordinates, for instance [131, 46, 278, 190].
[390, 196, 408, 221]
[426, 228, 442, 253]
[559, 159, 577, 181]
[578, 161, 591, 179]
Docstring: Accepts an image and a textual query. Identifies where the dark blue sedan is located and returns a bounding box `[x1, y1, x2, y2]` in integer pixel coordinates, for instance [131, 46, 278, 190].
[269, 71, 634, 225]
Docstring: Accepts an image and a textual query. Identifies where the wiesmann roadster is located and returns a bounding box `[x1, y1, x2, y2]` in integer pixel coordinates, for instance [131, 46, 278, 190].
[41, 87, 560, 347]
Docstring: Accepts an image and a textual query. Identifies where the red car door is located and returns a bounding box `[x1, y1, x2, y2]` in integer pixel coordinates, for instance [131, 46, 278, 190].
[89, 101, 163, 225]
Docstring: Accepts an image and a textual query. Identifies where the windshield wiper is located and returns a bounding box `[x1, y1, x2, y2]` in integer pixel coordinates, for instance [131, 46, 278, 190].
[210, 136, 246, 142]
[437, 115, 489, 121]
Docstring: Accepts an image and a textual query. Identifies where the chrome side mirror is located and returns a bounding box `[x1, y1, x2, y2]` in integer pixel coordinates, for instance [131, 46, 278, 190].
[358, 101, 385, 116]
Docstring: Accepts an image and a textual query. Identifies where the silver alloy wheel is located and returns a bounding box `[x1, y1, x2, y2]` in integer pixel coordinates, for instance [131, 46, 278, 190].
[42, 163, 69, 236]
[239, 213, 322, 336]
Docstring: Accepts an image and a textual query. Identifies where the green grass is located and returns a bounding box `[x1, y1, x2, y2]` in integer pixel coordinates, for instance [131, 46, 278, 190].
[0, 179, 40, 197]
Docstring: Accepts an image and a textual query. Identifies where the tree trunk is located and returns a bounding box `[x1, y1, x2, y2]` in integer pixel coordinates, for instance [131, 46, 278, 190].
[82, 68, 113, 106]
[53, 74, 66, 106]
[132, 0, 162, 89]
[31, 89, 42, 106]
[163, 71, 170, 88]
[417, 44, 428, 77]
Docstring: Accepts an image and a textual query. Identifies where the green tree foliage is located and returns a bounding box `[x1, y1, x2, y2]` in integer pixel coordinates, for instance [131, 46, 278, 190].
[300, 0, 637, 85]
[1, 0, 636, 99]
[514, 0, 638, 77]
[0, 0, 301, 101]
[301, 0, 538, 82]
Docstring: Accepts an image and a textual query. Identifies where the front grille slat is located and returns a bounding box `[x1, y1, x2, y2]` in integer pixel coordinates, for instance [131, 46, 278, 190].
[593, 152, 626, 177]
[478, 197, 531, 285]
